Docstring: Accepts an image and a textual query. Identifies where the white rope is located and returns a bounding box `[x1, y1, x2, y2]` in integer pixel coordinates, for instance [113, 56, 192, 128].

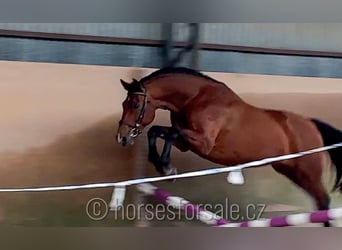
[0, 142, 341, 192]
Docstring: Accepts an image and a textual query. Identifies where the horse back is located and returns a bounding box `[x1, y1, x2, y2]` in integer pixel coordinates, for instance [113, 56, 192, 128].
[265, 109, 324, 153]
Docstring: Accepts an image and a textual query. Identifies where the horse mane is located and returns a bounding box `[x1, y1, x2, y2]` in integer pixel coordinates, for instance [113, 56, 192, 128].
[139, 67, 225, 86]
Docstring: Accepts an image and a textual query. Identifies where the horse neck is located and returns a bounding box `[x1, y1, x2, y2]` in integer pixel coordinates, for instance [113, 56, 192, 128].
[145, 74, 240, 112]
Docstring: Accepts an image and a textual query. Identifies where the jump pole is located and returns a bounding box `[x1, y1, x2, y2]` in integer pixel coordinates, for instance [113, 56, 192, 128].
[137, 183, 342, 227]
[136, 183, 229, 226]
[218, 207, 342, 227]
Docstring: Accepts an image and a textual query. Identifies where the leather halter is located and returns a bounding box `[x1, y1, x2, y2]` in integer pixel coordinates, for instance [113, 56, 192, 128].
[119, 85, 148, 138]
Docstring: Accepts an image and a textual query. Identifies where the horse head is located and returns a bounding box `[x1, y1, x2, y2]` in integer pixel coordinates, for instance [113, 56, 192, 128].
[116, 79, 156, 146]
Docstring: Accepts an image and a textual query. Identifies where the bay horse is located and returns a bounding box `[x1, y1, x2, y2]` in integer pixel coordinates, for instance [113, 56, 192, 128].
[116, 67, 342, 227]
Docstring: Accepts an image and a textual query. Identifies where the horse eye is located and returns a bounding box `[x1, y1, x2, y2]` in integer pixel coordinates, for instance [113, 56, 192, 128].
[132, 102, 140, 109]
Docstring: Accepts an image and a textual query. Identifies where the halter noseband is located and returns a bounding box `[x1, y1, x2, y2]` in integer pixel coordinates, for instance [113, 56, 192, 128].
[119, 85, 148, 138]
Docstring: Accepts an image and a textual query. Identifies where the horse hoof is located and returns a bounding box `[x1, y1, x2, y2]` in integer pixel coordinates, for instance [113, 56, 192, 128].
[164, 166, 177, 182]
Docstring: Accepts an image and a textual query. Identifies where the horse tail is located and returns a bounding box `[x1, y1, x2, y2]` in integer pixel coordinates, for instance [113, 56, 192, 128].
[311, 118, 342, 192]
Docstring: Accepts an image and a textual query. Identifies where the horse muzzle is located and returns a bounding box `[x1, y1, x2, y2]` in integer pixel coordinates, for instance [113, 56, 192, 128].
[116, 133, 135, 147]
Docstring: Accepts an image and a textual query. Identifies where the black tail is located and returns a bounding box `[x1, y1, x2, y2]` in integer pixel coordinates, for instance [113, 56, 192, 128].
[311, 118, 342, 192]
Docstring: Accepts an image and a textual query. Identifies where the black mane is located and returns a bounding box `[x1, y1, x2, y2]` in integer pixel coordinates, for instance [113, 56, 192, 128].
[139, 67, 224, 85]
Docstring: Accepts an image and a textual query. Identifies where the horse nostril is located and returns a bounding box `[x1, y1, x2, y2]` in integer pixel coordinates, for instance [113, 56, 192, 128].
[121, 137, 127, 146]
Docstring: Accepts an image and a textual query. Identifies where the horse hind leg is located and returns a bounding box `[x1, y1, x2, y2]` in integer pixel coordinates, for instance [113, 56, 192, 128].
[272, 160, 331, 227]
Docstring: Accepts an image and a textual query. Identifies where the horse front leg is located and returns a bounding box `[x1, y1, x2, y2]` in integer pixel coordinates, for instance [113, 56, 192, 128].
[180, 129, 216, 156]
[147, 126, 181, 175]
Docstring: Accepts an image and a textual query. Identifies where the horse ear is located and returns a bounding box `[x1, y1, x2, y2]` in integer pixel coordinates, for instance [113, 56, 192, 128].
[120, 79, 130, 91]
